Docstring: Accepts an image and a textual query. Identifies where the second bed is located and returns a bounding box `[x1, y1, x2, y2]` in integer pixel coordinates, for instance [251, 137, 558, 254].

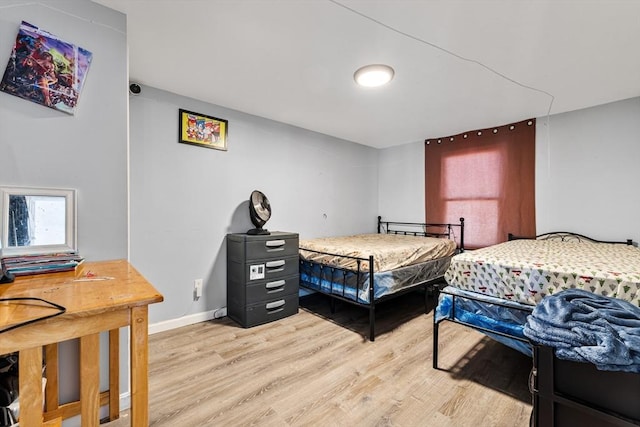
[433, 233, 639, 367]
[299, 216, 464, 341]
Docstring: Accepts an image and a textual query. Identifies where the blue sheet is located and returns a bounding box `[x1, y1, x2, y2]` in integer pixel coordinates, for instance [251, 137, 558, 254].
[524, 289, 640, 373]
[435, 286, 533, 356]
[300, 256, 450, 304]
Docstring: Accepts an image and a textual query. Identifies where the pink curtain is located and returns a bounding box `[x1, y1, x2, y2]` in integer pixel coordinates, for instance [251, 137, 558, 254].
[425, 119, 536, 249]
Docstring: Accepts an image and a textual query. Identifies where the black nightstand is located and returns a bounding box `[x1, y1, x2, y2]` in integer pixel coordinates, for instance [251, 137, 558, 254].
[226, 232, 299, 327]
[531, 345, 640, 426]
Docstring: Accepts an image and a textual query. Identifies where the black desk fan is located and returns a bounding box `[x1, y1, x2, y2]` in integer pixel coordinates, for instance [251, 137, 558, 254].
[247, 190, 271, 235]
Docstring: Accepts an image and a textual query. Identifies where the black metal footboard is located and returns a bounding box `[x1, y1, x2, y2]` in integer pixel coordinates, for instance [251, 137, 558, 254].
[299, 250, 447, 341]
[299, 248, 378, 340]
[433, 288, 533, 369]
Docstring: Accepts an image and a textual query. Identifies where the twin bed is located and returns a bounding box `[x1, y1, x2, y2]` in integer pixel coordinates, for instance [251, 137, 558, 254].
[299, 216, 464, 341]
[433, 232, 640, 368]
[433, 232, 640, 426]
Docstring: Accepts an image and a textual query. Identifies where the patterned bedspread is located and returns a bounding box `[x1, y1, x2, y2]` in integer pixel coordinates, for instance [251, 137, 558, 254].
[445, 239, 640, 306]
[299, 233, 456, 272]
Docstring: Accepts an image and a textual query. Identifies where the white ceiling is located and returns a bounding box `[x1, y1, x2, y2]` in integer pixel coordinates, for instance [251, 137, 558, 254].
[93, 0, 640, 149]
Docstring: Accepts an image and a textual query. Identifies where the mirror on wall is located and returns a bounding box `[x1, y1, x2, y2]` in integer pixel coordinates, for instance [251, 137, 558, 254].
[0, 186, 76, 257]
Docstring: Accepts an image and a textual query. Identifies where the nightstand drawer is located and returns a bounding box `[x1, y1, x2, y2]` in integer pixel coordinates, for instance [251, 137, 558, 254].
[245, 275, 298, 303]
[245, 255, 298, 282]
[245, 235, 298, 260]
[243, 293, 299, 327]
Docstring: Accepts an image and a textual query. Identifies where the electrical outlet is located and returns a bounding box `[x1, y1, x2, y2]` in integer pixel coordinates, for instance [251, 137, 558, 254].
[194, 279, 203, 300]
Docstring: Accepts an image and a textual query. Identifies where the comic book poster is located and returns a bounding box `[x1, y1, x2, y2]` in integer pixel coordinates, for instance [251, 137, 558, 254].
[0, 21, 92, 115]
[178, 109, 228, 151]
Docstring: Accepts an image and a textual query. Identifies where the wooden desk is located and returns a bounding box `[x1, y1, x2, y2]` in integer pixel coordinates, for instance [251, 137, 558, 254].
[0, 260, 163, 426]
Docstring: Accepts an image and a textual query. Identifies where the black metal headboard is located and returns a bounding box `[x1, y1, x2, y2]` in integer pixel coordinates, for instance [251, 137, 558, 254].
[377, 216, 465, 251]
[508, 232, 632, 246]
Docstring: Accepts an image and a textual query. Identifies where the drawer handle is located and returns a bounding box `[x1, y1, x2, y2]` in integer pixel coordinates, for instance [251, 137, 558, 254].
[266, 240, 286, 248]
[266, 260, 285, 269]
[529, 367, 538, 394]
[266, 280, 286, 290]
[266, 300, 285, 310]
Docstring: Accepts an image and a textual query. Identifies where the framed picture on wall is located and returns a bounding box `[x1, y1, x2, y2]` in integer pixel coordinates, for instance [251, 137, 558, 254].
[178, 109, 228, 151]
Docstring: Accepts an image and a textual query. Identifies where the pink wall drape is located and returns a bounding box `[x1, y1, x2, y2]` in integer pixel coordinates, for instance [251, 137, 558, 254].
[425, 119, 536, 249]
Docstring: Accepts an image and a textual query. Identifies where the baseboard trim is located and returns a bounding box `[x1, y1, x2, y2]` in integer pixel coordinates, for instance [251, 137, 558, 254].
[119, 391, 130, 411]
[148, 307, 227, 335]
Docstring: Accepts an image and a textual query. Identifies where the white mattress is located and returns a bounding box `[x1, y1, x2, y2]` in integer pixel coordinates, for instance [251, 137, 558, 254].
[299, 233, 456, 272]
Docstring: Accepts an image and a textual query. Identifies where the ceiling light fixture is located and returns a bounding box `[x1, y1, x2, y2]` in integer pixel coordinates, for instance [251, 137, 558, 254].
[354, 64, 395, 87]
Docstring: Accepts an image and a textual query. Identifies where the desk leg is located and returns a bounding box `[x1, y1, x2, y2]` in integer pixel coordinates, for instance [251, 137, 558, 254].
[44, 343, 59, 413]
[109, 329, 120, 420]
[19, 346, 43, 426]
[80, 333, 100, 427]
[130, 305, 149, 427]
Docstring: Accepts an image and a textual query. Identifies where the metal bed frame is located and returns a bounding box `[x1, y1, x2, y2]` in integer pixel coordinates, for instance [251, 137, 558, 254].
[299, 216, 464, 341]
[433, 231, 634, 369]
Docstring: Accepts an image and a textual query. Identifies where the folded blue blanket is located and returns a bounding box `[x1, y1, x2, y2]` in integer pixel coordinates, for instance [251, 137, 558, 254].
[524, 289, 640, 373]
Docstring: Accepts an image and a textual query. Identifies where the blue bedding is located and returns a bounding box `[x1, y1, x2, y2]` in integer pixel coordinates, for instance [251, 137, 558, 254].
[300, 256, 451, 304]
[524, 289, 640, 373]
[435, 286, 533, 356]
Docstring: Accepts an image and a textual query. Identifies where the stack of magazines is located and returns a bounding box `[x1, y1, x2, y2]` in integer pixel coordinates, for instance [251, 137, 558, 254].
[1, 252, 84, 276]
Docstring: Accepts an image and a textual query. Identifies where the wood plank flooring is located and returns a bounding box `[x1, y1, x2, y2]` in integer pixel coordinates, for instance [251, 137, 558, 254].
[106, 292, 532, 426]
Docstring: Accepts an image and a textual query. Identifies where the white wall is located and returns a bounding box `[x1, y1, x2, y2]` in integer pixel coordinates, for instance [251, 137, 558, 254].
[377, 141, 425, 223]
[536, 97, 640, 243]
[378, 141, 425, 222]
[0, 0, 128, 260]
[0, 0, 128, 422]
[379, 97, 640, 244]
[129, 85, 379, 326]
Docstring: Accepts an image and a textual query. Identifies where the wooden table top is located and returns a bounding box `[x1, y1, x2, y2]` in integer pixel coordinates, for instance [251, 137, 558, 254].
[0, 259, 163, 331]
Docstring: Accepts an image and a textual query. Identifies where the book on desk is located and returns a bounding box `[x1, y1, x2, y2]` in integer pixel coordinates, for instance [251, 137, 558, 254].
[1, 252, 84, 276]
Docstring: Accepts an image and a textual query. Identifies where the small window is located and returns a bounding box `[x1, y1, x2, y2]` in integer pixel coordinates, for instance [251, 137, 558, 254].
[0, 187, 76, 256]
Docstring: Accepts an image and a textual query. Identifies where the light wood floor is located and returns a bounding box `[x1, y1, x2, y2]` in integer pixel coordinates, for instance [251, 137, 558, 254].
[106, 292, 532, 426]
